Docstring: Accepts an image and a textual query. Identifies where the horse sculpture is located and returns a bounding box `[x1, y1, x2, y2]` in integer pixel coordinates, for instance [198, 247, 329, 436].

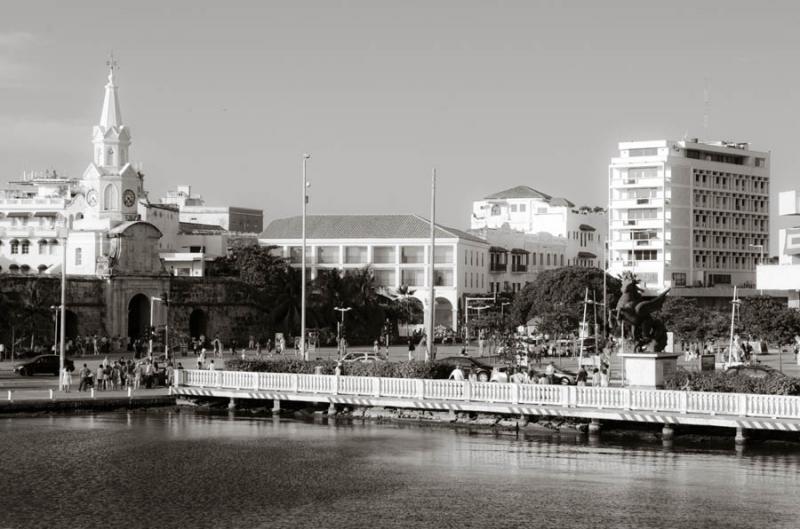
[615, 272, 670, 352]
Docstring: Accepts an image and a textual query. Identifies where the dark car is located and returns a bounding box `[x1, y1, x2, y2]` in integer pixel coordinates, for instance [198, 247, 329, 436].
[531, 366, 578, 385]
[14, 355, 75, 376]
[437, 356, 494, 381]
[725, 364, 783, 379]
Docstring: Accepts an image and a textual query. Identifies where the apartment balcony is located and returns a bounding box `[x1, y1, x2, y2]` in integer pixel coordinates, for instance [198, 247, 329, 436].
[612, 198, 665, 208]
[490, 263, 507, 273]
[511, 264, 528, 273]
[0, 197, 67, 210]
[610, 177, 663, 188]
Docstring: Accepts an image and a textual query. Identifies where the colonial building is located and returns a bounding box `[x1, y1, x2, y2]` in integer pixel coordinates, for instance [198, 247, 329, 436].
[260, 214, 490, 329]
[608, 139, 770, 292]
[470, 185, 606, 269]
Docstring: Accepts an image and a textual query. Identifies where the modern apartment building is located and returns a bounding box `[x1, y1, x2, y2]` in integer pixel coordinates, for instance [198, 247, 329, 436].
[608, 139, 770, 292]
[470, 185, 606, 269]
[756, 190, 800, 307]
[260, 215, 490, 329]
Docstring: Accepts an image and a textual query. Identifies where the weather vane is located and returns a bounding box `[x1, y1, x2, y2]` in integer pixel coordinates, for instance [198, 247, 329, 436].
[106, 51, 119, 74]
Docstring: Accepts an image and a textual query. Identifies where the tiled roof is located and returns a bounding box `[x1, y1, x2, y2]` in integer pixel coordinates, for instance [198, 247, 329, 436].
[549, 197, 575, 208]
[179, 221, 226, 234]
[260, 215, 487, 244]
[483, 185, 552, 200]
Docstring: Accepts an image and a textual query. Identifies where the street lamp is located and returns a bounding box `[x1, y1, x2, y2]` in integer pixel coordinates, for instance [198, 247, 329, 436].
[334, 306, 352, 358]
[50, 305, 59, 355]
[500, 301, 511, 321]
[301, 153, 311, 361]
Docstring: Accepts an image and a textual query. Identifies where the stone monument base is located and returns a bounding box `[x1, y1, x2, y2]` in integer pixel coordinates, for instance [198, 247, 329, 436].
[619, 352, 679, 389]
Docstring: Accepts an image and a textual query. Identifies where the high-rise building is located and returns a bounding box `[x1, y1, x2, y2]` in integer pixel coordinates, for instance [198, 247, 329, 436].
[608, 139, 770, 292]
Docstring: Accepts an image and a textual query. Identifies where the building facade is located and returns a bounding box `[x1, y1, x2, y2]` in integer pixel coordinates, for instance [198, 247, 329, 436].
[608, 139, 770, 292]
[260, 215, 490, 329]
[470, 185, 606, 269]
[160, 185, 263, 234]
[756, 190, 800, 307]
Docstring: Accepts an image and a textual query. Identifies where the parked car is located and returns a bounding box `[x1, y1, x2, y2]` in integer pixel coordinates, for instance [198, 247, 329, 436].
[725, 364, 783, 379]
[531, 366, 577, 385]
[341, 352, 386, 364]
[436, 356, 494, 381]
[14, 355, 74, 376]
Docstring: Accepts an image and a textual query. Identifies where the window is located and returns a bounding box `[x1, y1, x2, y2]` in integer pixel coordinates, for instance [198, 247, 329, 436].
[373, 246, 395, 264]
[626, 208, 658, 220]
[435, 246, 454, 264]
[373, 269, 396, 287]
[21, 240, 30, 254]
[103, 184, 118, 210]
[401, 268, 425, 287]
[317, 246, 340, 264]
[38, 240, 47, 255]
[10, 241, 19, 254]
[519, 204, 526, 212]
[490, 205, 500, 216]
[628, 147, 658, 157]
[344, 246, 367, 264]
[401, 246, 424, 264]
[510, 204, 517, 212]
[435, 269, 453, 287]
[75, 247, 82, 266]
[672, 273, 686, 287]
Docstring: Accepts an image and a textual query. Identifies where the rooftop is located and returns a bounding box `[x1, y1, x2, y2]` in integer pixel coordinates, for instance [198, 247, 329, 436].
[483, 185, 552, 201]
[261, 215, 487, 244]
[179, 222, 226, 234]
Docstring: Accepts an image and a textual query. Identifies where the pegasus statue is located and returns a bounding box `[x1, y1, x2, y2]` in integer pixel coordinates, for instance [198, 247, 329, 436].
[615, 272, 671, 352]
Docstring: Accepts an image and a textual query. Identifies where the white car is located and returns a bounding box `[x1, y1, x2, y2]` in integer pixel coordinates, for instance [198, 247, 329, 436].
[340, 352, 386, 363]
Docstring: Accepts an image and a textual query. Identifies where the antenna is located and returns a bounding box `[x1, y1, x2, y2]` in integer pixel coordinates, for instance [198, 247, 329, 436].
[703, 77, 710, 135]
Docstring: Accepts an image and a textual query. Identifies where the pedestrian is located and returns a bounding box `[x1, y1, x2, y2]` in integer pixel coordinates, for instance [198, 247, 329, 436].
[166, 362, 175, 386]
[61, 366, 72, 392]
[591, 368, 601, 387]
[334, 361, 342, 376]
[0, 343, 5, 361]
[78, 363, 91, 391]
[96, 365, 105, 391]
[448, 365, 465, 381]
[198, 348, 206, 369]
[600, 368, 610, 387]
[208, 359, 216, 371]
[373, 340, 379, 354]
[408, 338, 415, 361]
[576, 366, 588, 386]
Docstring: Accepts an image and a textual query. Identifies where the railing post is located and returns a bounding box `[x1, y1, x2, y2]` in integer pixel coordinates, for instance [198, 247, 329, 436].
[372, 377, 381, 397]
[568, 386, 577, 408]
[738, 394, 748, 417]
[680, 392, 688, 414]
[333, 375, 340, 396]
[463, 380, 471, 402]
[291, 374, 299, 394]
[416, 379, 425, 399]
[253, 372, 259, 391]
[624, 388, 631, 410]
[216, 371, 222, 388]
[560, 385, 569, 407]
[510, 383, 519, 405]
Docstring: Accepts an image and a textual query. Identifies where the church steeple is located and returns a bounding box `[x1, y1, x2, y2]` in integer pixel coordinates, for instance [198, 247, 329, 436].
[92, 54, 130, 168]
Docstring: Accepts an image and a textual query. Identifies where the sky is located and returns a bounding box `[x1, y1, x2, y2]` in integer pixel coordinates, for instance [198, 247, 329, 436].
[1, 0, 800, 252]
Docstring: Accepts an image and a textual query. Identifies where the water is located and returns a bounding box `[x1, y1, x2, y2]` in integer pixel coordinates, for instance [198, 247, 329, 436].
[1, 412, 798, 529]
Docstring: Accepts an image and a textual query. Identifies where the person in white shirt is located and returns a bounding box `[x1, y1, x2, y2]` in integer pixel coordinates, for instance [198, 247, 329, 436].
[208, 360, 216, 371]
[448, 366, 465, 381]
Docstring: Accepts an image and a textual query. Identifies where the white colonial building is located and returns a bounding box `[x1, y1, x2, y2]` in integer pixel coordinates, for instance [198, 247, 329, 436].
[470, 185, 606, 269]
[608, 139, 770, 293]
[260, 215, 490, 329]
[756, 190, 800, 307]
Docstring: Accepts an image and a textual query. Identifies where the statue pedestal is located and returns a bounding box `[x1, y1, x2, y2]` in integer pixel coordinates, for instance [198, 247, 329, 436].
[620, 352, 679, 389]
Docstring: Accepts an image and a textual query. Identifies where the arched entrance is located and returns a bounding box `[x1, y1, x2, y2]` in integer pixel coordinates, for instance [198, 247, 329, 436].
[128, 294, 150, 341]
[189, 308, 207, 339]
[434, 297, 453, 329]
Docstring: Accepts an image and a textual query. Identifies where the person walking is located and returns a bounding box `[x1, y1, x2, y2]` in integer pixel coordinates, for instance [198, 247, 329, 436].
[208, 359, 216, 371]
[448, 365, 465, 381]
[591, 368, 601, 387]
[600, 368, 610, 387]
[576, 366, 588, 386]
[198, 348, 206, 370]
[60, 366, 72, 392]
[78, 363, 91, 392]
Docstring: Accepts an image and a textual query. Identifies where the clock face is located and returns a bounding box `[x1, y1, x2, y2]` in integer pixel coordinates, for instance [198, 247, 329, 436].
[86, 189, 97, 206]
[123, 189, 136, 207]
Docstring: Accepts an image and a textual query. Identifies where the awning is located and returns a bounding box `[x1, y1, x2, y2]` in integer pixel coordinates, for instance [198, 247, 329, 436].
[33, 212, 58, 217]
[489, 246, 508, 252]
[510, 248, 530, 254]
[37, 239, 48, 244]
[48, 239, 60, 244]
[6, 212, 30, 218]
[579, 224, 596, 232]
[577, 251, 597, 259]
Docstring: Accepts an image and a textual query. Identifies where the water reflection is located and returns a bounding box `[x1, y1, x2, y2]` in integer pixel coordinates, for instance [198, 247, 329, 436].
[0, 412, 798, 529]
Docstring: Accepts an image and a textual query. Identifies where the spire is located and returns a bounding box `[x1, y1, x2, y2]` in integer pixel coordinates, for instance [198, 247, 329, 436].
[99, 53, 121, 128]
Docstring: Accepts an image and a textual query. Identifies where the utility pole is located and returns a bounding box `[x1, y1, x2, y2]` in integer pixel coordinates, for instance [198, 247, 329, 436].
[301, 154, 311, 361]
[427, 168, 436, 361]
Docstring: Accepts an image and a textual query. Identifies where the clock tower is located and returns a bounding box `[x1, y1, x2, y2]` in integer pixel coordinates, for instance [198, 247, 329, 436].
[80, 56, 144, 226]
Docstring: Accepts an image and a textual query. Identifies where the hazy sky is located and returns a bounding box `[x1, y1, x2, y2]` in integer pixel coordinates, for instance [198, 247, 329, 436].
[1, 1, 799, 251]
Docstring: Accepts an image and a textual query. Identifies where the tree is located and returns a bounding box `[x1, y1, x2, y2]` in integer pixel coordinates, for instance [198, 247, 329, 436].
[509, 266, 621, 337]
[739, 297, 800, 345]
[658, 297, 728, 345]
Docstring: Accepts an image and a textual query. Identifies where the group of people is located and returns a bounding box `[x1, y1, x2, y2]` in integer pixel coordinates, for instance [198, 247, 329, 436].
[60, 357, 180, 392]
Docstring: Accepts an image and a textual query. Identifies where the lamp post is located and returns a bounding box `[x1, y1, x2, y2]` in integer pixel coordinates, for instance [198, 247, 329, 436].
[50, 305, 59, 355]
[301, 153, 311, 361]
[58, 225, 68, 390]
[334, 306, 351, 359]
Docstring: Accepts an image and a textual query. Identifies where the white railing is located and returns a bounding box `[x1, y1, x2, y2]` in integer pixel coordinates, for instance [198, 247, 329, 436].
[174, 370, 800, 421]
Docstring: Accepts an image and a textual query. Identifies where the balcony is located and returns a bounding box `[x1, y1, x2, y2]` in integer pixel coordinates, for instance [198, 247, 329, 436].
[490, 263, 507, 273]
[511, 264, 527, 273]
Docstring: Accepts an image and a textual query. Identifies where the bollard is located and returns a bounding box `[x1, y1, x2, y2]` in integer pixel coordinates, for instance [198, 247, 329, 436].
[228, 398, 236, 411]
[49, 389, 55, 401]
[127, 387, 132, 398]
[90, 388, 96, 399]
[588, 418, 602, 435]
[272, 399, 281, 415]
[327, 402, 337, 416]
[662, 424, 675, 441]
[7, 389, 13, 402]
[735, 426, 747, 445]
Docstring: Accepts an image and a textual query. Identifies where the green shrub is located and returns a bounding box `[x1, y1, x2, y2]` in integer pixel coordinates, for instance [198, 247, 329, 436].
[225, 358, 451, 379]
[664, 368, 800, 396]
